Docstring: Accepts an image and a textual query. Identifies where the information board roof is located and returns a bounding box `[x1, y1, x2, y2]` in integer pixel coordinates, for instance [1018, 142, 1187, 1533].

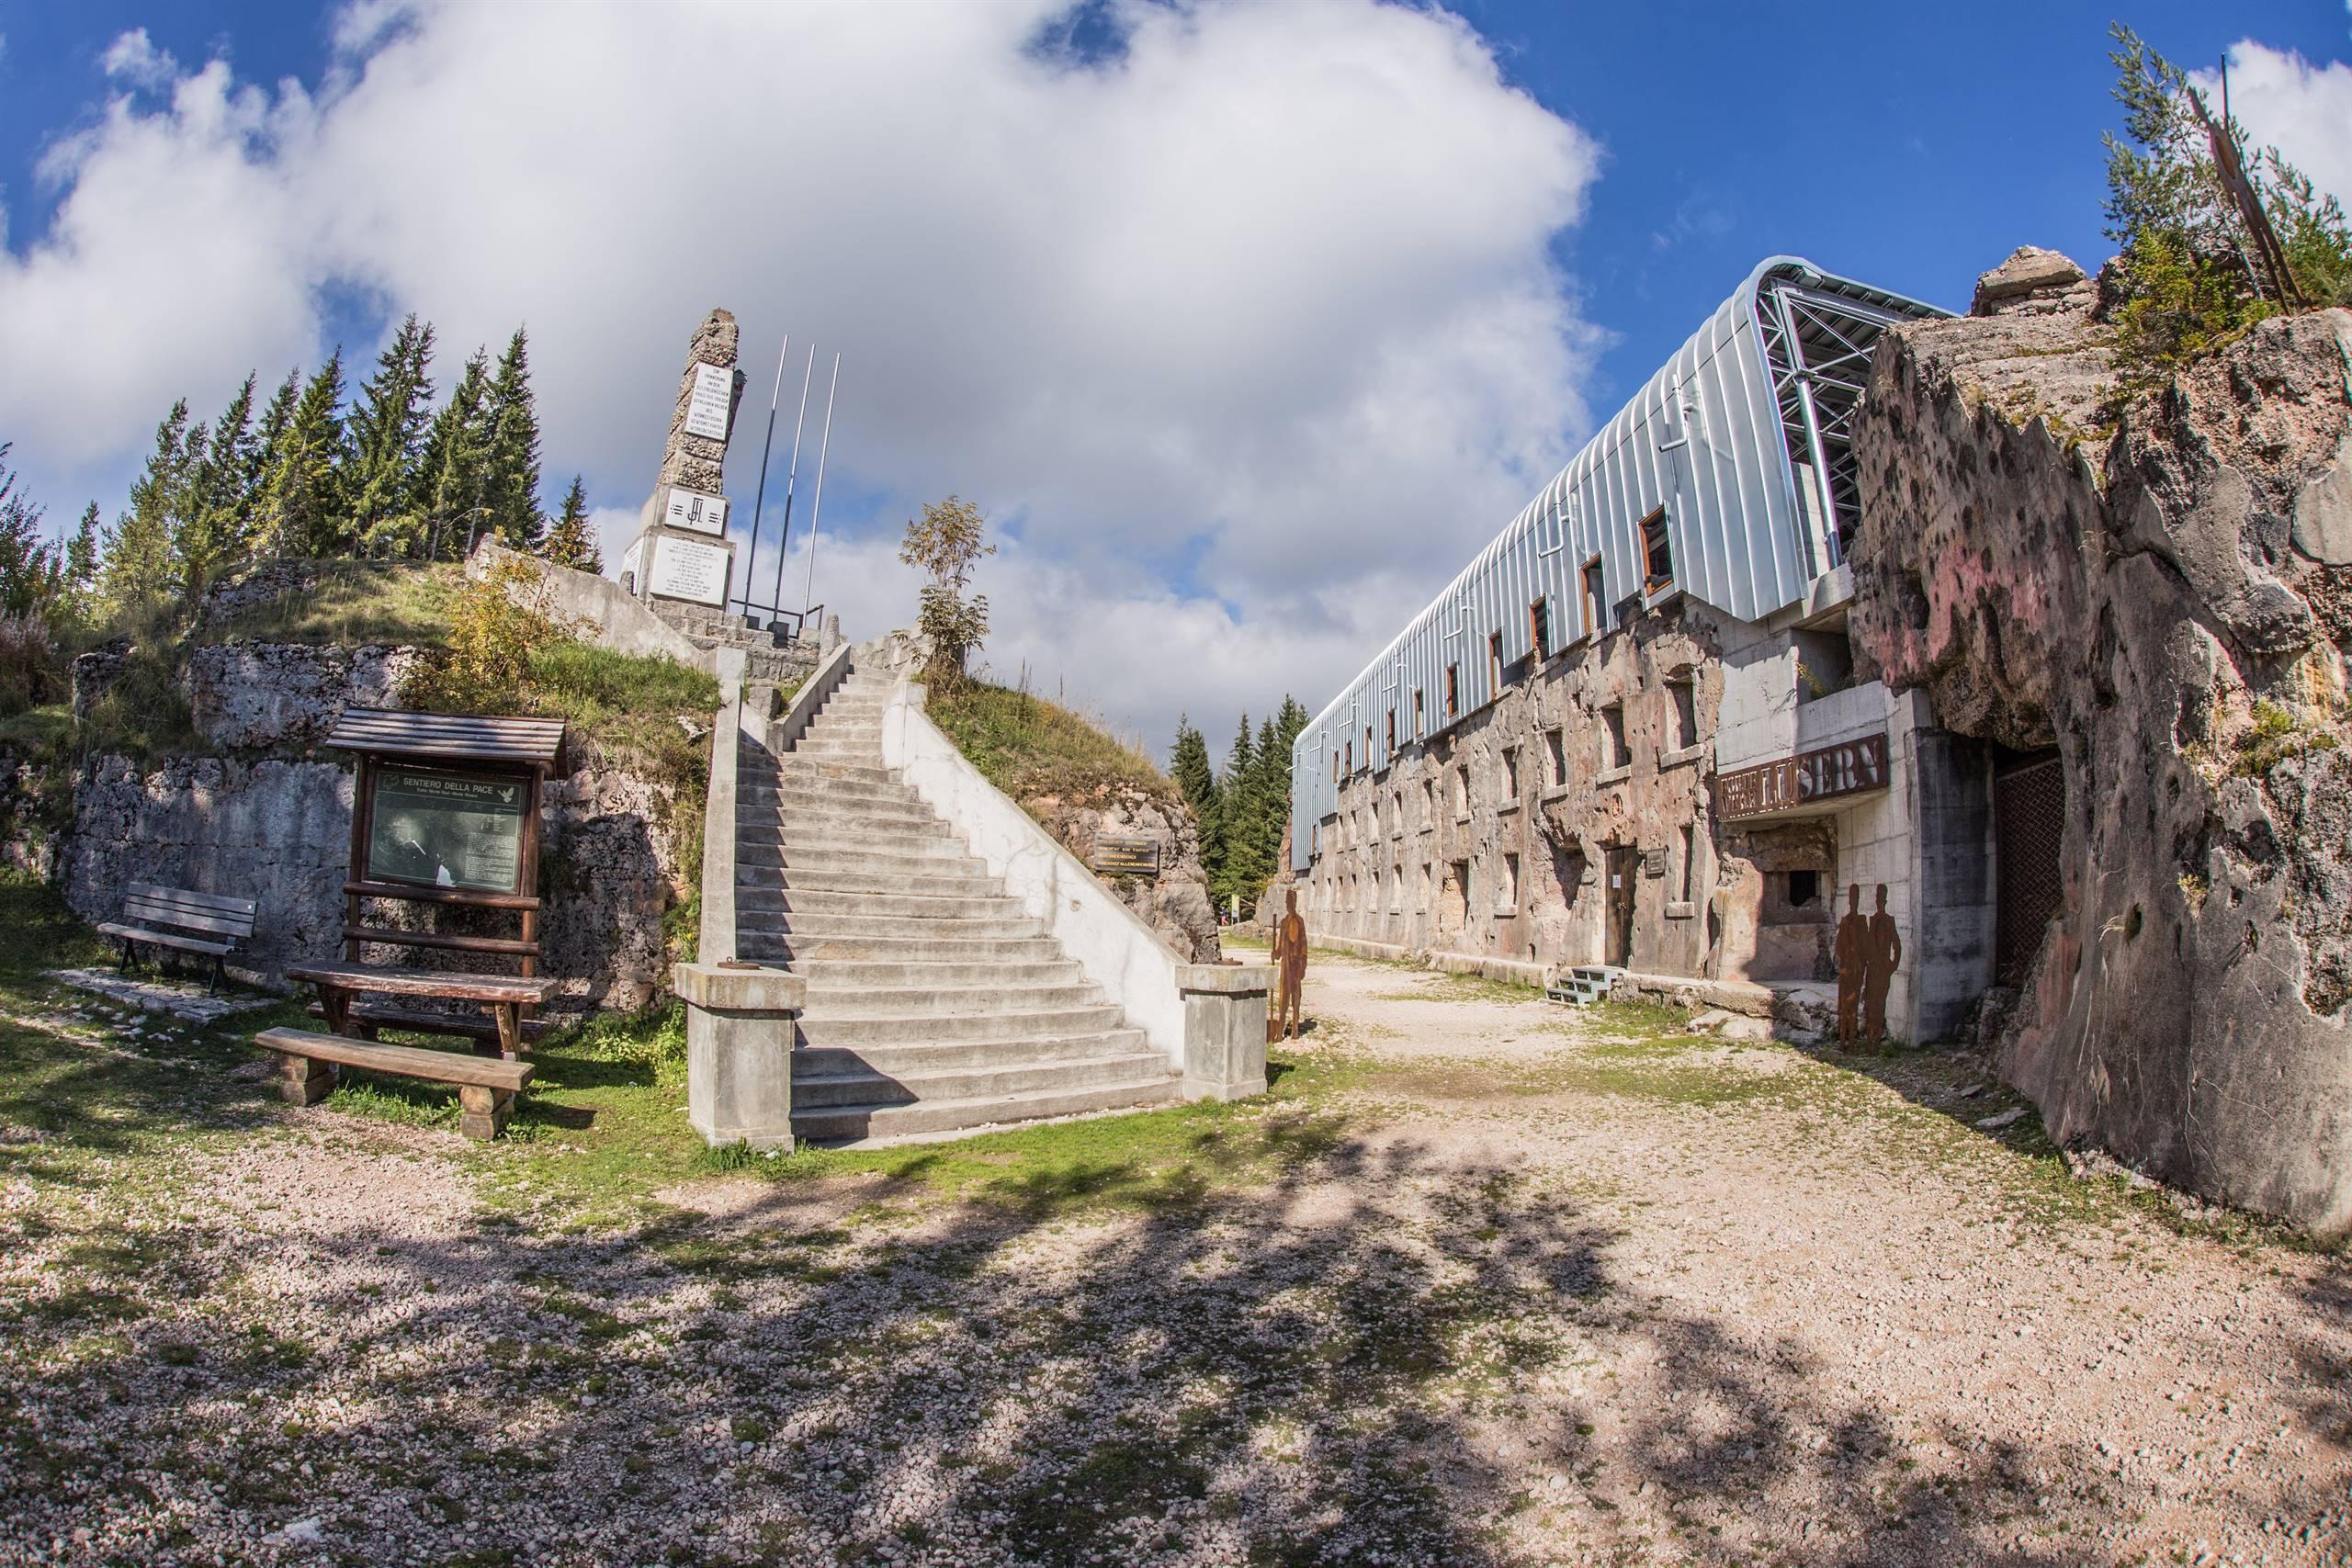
[322, 708, 569, 769]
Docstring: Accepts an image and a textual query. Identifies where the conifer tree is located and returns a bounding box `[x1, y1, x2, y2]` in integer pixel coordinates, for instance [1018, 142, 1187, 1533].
[1170, 715, 1225, 893]
[1216, 715, 1261, 904]
[0, 442, 62, 620]
[345, 315, 437, 554]
[419, 347, 492, 560]
[542, 475, 602, 572]
[245, 368, 300, 532]
[481, 327, 544, 548]
[254, 352, 348, 558]
[104, 402, 193, 615]
[62, 502, 102, 624]
[175, 374, 256, 593]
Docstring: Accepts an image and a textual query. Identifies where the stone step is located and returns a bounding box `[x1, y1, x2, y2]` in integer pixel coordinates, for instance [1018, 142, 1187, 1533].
[792, 743, 885, 761]
[790, 1031, 1150, 1079]
[771, 865, 1004, 898]
[738, 803, 945, 837]
[766, 933, 1068, 964]
[741, 823, 965, 858]
[741, 771, 916, 803]
[788, 957, 1085, 988]
[793, 1004, 1129, 1047]
[751, 840, 978, 873]
[735, 884, 1022, 920]
[742, 910, 1047, 942]
[799, 981, 1105, 1016]
[789, 1074, 1182, 1145]
[790, 1050, 1172, 1110]
[733, 886, 1027, 919]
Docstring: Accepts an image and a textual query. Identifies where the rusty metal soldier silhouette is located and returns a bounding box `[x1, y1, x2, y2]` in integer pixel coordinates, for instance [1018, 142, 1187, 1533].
[1862, 883, 1902, 1052]
[1835, 883, 1868, 1050]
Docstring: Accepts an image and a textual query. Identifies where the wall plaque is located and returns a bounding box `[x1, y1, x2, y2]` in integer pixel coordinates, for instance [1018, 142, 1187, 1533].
[1718, 731, 1889, 820]
[648, 534, 729, 607]
[662, 486, 728, 536]
[366, 767, 528, 894]
[684, 362, 732, 443]
[1091, 834, 1162, 878]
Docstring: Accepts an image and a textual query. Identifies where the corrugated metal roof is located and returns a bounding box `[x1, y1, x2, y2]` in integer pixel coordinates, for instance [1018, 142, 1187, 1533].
[1288, 257, 1943, 871]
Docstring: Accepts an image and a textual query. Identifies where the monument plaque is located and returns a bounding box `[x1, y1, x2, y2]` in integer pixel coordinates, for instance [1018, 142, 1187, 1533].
[662, 487, 729, 536]
[684, 363, 733, 443]
[649, 535, 729, 607]
[1091, 835, 1162, 877]
[365, 766, 529, 895]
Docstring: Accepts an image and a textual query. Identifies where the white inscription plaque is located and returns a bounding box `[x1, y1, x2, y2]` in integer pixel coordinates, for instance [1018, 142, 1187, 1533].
[649, 535, 729, 607]
[662, 487, 728, 536]
[684, 363, 733, 443]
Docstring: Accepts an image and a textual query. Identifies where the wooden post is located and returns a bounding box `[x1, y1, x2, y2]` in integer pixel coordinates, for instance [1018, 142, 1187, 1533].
[345, 758, 377, 964]
[457, 1085, 512, 1141]
[277, 1054, 334, 1107]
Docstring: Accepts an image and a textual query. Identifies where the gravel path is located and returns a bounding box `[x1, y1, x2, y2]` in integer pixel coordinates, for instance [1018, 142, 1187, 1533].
[4, 955, 2347, 1567]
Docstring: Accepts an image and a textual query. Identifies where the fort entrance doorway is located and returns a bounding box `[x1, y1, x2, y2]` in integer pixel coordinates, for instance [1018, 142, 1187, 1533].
[1993, 747, 2065, 985]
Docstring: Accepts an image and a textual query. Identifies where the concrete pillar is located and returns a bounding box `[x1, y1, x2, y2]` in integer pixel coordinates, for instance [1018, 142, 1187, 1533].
[675, 963, 805, 1148]
[1175, 964, 1274, 1101]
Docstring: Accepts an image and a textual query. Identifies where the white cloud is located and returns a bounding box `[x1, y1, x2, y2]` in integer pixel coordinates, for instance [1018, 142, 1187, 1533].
[97, 28, 178, 91]
[0, 0, 1602, 753]
[2195, 38, 2352, 209]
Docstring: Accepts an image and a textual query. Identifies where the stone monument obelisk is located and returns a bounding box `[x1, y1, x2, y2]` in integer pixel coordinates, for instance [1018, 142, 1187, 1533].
[619, 309, 748, 620]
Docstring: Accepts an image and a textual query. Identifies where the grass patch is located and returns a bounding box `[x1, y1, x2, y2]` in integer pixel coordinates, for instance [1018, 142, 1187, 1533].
[1372, 971, 1543, 1004]
[926, 680, 1177, 806]
[197, 559, 458, 648]
[0, 704, 73, 758]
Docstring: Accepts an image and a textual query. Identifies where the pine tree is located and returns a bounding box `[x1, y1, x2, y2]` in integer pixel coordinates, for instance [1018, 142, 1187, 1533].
[542, 475, 601, 572]
[345, 315, 437, 555]
[0, 442, 62, 620]
[481, 327, 544, 548]
[419, 347, 492, 560]
[1170, 715, 1225, 893]
[254, 352, 348, 558]
[1216, 714, 1261, 904]
[104, 403, 193, 615]
[245, 368, 300, 533]
[175, 374, 256, 594]
[62, 502, 102, 624]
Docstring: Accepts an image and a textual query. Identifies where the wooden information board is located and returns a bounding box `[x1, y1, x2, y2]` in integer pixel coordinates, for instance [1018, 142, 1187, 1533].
[366, 766, 530, 894]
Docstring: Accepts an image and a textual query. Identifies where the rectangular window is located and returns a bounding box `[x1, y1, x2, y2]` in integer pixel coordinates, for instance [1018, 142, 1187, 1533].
[1679, 824, 1697, 903]
[1487, 631, 1504, 695]
[1364, 726, 1374, 769]
[1668, 673, 1698, 750]
[1344, 739, 1352, 774]
[1582, 555, 1607, 637]
[1421, 777, 1436, 828]
[1502, 851, 1521, 912]
[1421, 862, 1434, 909]
[1544, 727, 1566, 787]
[1390, 792, 1403, 837]
[1600, 702, 1629, 770]
[1501, 745, 1520, 799]
[1413, 688, 1425, 735]
[1641, 508, 1674, 592]
[1454, 763, 1471, 816]
[1444, 664, 1459, 718]
[1529, 598, 1551, 660]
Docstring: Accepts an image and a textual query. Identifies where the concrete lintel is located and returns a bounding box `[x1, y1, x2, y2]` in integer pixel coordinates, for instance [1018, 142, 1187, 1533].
[673, 962, 806, 1014]
[1174, 963, 1273, 997]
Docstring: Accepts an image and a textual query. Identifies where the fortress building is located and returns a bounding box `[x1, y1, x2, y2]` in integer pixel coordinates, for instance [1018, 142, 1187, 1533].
[1286, 257, 2054, 1042]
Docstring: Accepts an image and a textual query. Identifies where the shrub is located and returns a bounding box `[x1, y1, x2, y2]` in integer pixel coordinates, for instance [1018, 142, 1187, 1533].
[899, 495, 993, 689]
[404, 555, 571, 712]
[0, 615, 62, 716]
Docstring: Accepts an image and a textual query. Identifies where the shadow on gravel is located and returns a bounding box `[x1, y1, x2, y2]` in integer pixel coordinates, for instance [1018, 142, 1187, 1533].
[6, 1091, 2272, 1568]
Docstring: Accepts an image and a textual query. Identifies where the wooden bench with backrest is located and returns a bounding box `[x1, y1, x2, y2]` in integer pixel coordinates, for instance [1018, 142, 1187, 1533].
[96, 883, 259, 994]
[256, 1026, 534, 1140]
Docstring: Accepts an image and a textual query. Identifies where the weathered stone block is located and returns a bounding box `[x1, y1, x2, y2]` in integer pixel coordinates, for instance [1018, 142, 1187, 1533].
[1178, 964, 1271, 1101]
[677, 962, 803, 1148]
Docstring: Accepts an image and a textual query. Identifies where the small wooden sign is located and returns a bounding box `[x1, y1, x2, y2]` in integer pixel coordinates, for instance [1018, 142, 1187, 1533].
[1718, 731, 1889, 821]
[1091, 834, 1161, 878]
[1642, 846, 1667, 877]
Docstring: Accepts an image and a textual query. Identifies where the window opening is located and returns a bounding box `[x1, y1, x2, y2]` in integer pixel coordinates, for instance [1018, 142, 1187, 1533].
[1454, 764, 1471, 816]
[1544, 728, 1566, 787]
[1502, 852, 1521, 911]
[1385, 712, 1396, 753]
[1413, 688, 1425, 735]
[1582, 555, 1607, 637]
[1488, 632, 1504, 694]
[1501, 746, 1521, 798]
[1530, 598, 1551, 660]
[1787, 869, 1819, 908]
[1641, 509, 1674, 592]
[1600, 703, 1629, 769]
[1679, 825, 1696, 902]
[1444, 665, 1459, 718]
[1668, 674, 1698, 750]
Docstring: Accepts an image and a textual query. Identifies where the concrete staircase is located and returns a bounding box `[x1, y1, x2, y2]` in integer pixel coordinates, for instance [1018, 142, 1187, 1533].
[734, 665, 1182, 1144]
[1545, 964, 1626, 1007]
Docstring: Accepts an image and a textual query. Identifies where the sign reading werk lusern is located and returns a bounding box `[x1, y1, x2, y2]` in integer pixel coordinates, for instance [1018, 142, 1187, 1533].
[1091, 834, 1162, 877]
[1718, 732, 1890, 820]
[367, 766, 529, 894]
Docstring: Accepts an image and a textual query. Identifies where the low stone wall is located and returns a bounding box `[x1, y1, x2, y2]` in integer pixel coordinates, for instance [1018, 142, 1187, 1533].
[56, 753, 689, 1009]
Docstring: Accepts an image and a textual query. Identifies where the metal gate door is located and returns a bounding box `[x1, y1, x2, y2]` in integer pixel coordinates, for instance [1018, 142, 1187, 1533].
[1994, 751, 2065, 985]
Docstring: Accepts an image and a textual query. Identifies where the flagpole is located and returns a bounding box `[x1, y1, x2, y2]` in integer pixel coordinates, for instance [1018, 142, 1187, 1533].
[738, 334, 787, 616]
[800, 353, 840, 618]
[768, 345, 817, 623]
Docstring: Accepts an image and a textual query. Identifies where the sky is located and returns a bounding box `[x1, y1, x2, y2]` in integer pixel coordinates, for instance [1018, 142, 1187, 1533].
[1, 0, 2347, 761]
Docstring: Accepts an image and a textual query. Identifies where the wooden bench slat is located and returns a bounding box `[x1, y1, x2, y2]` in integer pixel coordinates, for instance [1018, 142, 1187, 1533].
[96, 922, 235, 957]
[257, 1027, 533, 1090]
[119, 901, 256, 938]
[127, 882, 258, 919]
[306, 1001, 553, 1043]
[286, 962, 555, 1004]
[343, 925, 542, 957]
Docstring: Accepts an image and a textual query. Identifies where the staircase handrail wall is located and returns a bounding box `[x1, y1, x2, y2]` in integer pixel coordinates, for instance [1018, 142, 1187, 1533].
[695, 649, 751, 964]
[771, 641, 855, 754]
[876, 676, 1189, 1067]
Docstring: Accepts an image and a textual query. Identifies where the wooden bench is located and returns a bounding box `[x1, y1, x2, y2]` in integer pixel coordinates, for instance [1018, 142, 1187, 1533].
[96, 883, 258, 994]
[257, 1026, 534, 1140]
[285, 962, 555, 1060]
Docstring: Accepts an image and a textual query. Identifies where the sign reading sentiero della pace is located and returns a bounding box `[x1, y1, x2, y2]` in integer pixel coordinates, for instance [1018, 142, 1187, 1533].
[1717, 732, 1890, 820]
[367, 767, 528, 894]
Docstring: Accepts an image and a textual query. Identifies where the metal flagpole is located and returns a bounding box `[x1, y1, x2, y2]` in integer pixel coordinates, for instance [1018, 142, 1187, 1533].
[800, 353, 841, 618]
[767, 345, 817, 622]
[738, 334, 788, 616]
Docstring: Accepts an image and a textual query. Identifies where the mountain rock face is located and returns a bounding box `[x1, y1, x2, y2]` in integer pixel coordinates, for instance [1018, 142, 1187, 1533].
[1017, 785, 1221, 964]
[1849, 246, 2352, 1233]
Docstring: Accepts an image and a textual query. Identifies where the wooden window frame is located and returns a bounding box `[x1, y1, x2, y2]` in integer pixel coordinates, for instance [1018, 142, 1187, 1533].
[1581, 554, 1607, 638]
[1640, 507, 1675, 593]
[1529, 597, 1551, 661]
[1444, 664, 1459, 719]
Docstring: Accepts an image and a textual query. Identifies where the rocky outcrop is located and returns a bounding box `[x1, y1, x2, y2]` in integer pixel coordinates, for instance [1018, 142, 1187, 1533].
[1017, 786, 1222, 963]
[185, 643, 424, 750]
[1850, 244, 2352, 1233]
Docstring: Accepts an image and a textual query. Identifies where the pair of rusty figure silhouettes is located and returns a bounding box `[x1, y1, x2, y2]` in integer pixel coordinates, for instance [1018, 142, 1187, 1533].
[1834, 882, 1903, 1053]
[1267, 888, 1307, 1043]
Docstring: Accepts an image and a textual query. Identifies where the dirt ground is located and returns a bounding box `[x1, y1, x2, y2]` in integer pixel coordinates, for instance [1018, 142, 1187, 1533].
[5, 953, 2349, 1568]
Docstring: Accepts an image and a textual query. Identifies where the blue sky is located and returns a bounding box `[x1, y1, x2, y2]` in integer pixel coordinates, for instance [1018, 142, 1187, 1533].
[1, 0, 2346, 752]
